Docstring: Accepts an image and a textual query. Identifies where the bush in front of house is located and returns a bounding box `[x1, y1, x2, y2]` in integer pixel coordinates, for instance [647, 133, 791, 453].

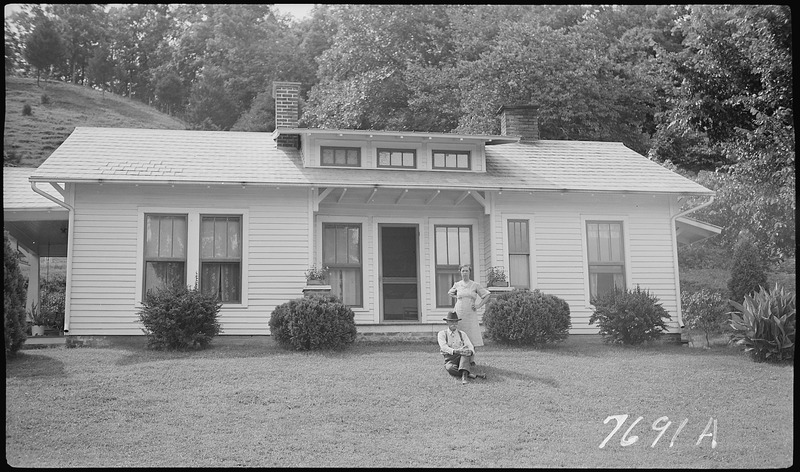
[39, 274, 66, 332]
[269, 294, 357, 351]
[483, 288, 571, 345]
[137, 283, 222, 350]
[728, 283, 795, 363]
[4, 232, 29, 357]
[681, 289, 731, 348]
[728, 232, 768, 304]
[589, 286, 672, 345]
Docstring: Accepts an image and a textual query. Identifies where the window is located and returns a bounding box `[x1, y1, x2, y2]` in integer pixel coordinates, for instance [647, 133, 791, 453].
[143, 214, 187, 298]
[377, 149, 416, 168]
[586, 221, 626, 300]
[432, 150, 470, 170]
[434, 225, 472, 307]
[200, 216, 242, 303]
[508, 219, 530, 288]
[321, 146, 360, 167]
[323, 223, 362, 306]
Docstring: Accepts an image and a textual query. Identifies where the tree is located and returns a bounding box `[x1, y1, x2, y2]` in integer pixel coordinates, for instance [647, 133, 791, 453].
[153, 70, 185, 116]
[652, 5, 794, 260]
[86, 42, 115, 97]
[728, 232, 768, 303]
[5, 18, 22, 75]
[47, 4, 107, 84]
[4, 232, 29, 357]
[23, 17, 64, 86]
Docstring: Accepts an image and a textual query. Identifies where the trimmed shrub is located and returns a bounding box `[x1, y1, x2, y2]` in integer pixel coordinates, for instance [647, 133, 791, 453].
[483, 288, 571, 345]
[728, 283, 795, 363]
[589, 286, 672, 345]
[40, 93, 50, 105]
[269, 294, 357, 351]
[137, 283, 222, 350]
[681, 289, 730, 347]
[22, 103, 32, 115]
[4, 232, 29, 357]
[728, 233, 768, 303]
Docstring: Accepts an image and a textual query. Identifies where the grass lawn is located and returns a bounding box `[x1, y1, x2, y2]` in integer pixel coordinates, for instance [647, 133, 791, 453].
[5, 336, 793, 468]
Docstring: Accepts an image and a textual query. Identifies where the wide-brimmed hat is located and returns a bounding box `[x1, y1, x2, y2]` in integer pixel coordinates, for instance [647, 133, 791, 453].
[443, 311, 461, 322]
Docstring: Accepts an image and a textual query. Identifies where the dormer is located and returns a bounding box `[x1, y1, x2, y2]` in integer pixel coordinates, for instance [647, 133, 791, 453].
[271, 81, 519, 172]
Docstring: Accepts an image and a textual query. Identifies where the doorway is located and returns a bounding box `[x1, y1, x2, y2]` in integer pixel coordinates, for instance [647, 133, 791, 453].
[379, 225, 419, 322]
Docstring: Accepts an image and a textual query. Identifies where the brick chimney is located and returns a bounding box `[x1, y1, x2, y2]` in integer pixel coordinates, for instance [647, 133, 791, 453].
[272, 81, 301, 149]
[497, 105, 539, 141]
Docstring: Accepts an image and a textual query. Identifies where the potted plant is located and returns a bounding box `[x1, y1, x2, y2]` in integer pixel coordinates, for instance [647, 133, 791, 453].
[28, 302, 46, 336]
[304, 265, 329, 285]
[487, 266, 509, 287]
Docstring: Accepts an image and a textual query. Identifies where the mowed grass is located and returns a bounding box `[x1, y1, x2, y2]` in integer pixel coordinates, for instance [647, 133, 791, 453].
[5, 336, 793, 468]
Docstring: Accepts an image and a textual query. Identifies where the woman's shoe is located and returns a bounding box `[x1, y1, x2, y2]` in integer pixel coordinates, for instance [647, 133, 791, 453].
[475, 373, 486, 379]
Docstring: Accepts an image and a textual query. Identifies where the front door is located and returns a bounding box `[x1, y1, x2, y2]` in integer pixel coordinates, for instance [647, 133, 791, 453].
[379, 225, 419, 321]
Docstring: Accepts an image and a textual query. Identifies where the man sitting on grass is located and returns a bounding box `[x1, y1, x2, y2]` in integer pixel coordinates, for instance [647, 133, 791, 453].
[437, 311, 486, 385]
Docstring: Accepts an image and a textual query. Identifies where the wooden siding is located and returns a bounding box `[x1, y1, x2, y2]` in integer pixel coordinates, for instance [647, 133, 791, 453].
[66, 184, 309, 335]
[494, 193, 680, 334]
[65, 184, 683, 336]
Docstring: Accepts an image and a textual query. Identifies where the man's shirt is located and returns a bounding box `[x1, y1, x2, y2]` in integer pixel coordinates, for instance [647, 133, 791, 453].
[437, 328, 474, 355]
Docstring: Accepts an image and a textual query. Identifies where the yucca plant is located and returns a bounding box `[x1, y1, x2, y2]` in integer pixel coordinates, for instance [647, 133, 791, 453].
[728, 284, 796, 363]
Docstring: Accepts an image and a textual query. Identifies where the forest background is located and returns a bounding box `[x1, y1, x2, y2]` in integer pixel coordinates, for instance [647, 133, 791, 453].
[4, 4, 794, 269]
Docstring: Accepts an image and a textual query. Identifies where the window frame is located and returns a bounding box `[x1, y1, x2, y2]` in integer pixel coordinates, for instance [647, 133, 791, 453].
[377, 148, 417, 169]
[583, 218, 629, 304]
[320, 146, 362, 167]
[322, 222, 364, 308]
[136, 208, 248, 308]
[142, 213, 188, 301]
[431, 150, 471, 170]
[199, 214, 243, 304]
[433, 224, 474, 308]
[506, 218, 532, 289]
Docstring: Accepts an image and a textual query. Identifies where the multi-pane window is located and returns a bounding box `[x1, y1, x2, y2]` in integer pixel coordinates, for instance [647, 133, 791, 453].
[321, 146, 360, 167]
[434, 225, 472, 307]
[143, 214, 187, 297]
[508, 219, 530, 288]
[432, 150, 470, 170]
[200, 216, 242, 303]
[377, 148, 416, 168]
[586, 221, 626, 301]
[323, 223, 362, 306]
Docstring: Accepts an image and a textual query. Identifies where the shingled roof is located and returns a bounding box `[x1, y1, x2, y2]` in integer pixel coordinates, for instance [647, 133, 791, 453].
[29, 127, 713, 195]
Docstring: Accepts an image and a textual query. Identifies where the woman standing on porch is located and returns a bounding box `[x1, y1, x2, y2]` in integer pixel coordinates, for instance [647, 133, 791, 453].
[448, 264, 490, 358]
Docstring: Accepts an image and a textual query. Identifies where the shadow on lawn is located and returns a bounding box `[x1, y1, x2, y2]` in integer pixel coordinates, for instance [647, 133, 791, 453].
[5, 352, 68, 379]
[475, 364, 561, 388]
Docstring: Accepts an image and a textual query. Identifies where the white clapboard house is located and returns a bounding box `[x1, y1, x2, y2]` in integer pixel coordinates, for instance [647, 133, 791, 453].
[12, 81, 721, 340]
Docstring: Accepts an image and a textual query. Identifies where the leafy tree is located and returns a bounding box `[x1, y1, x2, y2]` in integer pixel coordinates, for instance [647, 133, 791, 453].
[5, 18, 22, 75]
[47, 4, 107, 84]
[728, 232, 768, 304]
[185, 65, 238, 130]
[86, 42, 115, 97]
[23, 17, 64, 86]
[153, 70, 185, 116]
[4, 232, 29, 357]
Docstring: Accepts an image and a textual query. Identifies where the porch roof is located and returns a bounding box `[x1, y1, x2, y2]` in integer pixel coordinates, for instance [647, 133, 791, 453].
[3, 167, 68, 257]
[30, 127, 713, 196]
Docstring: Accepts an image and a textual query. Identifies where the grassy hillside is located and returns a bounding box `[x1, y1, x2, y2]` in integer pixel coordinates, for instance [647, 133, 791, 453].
[4, 76, 187, 167]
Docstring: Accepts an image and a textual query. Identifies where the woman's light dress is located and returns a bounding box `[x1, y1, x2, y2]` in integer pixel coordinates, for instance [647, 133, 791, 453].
[449, 280, 489, 347]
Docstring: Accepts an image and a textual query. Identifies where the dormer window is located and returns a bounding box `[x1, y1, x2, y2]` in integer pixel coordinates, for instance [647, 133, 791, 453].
[321, 146, 361, 167]
[377, 149, 416, 169]
[432, 150, 471, 170]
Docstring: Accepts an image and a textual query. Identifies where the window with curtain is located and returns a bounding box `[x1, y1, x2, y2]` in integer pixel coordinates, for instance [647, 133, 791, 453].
[586, 221, 626, 301]
[508, 219, 530, 288]
[434, 225, 472, 307]
[143, 214, 187, 298]
[200, 216, 242, 303]
[323, 223, 362, 306]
